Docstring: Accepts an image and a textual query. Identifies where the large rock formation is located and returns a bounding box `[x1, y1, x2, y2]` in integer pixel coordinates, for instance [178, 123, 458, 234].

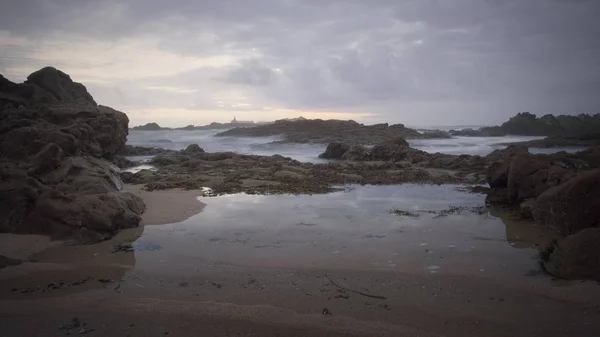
[482, 144, 600, 281]
[506, 153, 578, 204]
[533, 170, 600, 235]
[0, 67, 145, 243]
[216, 119, 438, 144]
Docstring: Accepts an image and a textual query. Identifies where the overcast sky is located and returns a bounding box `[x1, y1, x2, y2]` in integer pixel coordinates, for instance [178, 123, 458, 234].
[1, 0, 599, 127]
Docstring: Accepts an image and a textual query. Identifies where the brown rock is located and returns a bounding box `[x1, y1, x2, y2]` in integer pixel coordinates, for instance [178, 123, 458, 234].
[319, 142, 350, 159]
[0, 68, 145, 243]
[541, 228, 600, 281]
[25, 67, 96, 105]
[507, 153, 575, 204]
[486, 144, 528, 162]
[533, 169, 600, 235]
[487, 161, 509, 189]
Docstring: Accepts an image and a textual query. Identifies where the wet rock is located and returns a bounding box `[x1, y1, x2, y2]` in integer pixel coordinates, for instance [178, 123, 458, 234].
[26, 67, 96, 106]
[342, 145, 370, 161]
[113, 155, 136, 169]
[541, 228, 600, 281]
[319, 142, 350, 159]
[273, 170, 306, 181]
[533, 169, 600, 235]
[507, 153, 576, 204]
[486, 144, 529, 163]
[181, 144, 205, 154]
[0, 69, 145, 243]
[577, 146, 600, 169]
[486, 161, 509, 189]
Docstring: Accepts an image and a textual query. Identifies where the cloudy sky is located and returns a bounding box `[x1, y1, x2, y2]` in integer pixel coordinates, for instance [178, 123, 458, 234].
[1, 0, 599, 127]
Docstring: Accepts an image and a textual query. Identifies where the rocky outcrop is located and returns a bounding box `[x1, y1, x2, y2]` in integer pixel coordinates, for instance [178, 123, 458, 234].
[502, 133, 600, 148]
[533, 170, 600, 235]
[541, 228, 600, 281]
[131, 122, 168, 131]
[0, 68, 145, 243]
[121, 149, 462, 195]
[216, 119, 443, 145]
[506, 153, 578, 204]
[450, 112, 600, 138]
[181, 144, 205, 155]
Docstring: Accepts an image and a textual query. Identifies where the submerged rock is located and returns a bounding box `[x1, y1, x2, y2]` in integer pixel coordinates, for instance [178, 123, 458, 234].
[0, 68, 145, 243]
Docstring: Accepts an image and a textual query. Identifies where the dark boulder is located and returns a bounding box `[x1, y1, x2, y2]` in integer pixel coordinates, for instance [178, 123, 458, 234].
[486, 144, 529, 162]
[181, 144, 205, 154]
[342, 146, 370, 161]
[541, 228, 600, 281]
[0, 68, 145, 243]
[506, 153, 576, 204]
[319, 142, 350, 159]
[383, 137, 409, 147]
[487, 161, 510, 189]
[533, 169, 600, 235]
[25, 67, 96, 105]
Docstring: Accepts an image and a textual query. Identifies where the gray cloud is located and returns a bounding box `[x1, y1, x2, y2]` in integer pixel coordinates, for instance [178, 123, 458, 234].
[1, 0, 599, 125]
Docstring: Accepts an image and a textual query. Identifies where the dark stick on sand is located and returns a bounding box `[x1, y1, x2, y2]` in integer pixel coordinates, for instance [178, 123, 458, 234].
[326, 276, 388, 300]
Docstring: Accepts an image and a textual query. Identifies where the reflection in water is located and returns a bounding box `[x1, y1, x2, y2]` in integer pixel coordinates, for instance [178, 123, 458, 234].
[488, 207, 557, 250]
[126, 185, 556, 277]
[0, 226, 144, 298]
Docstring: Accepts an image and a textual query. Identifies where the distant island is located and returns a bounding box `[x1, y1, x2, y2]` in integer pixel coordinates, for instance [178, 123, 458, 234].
[448, 112, 600, 147]
[131, 116, 265, 131]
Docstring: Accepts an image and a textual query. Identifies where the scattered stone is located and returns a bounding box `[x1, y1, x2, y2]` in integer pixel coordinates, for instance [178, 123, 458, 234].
[211, 282, 223, 289]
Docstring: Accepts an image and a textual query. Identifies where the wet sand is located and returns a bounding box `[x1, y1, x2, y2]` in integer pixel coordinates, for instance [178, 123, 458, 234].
[124, 184, 206, 225]
[2, 185, 600, 336]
